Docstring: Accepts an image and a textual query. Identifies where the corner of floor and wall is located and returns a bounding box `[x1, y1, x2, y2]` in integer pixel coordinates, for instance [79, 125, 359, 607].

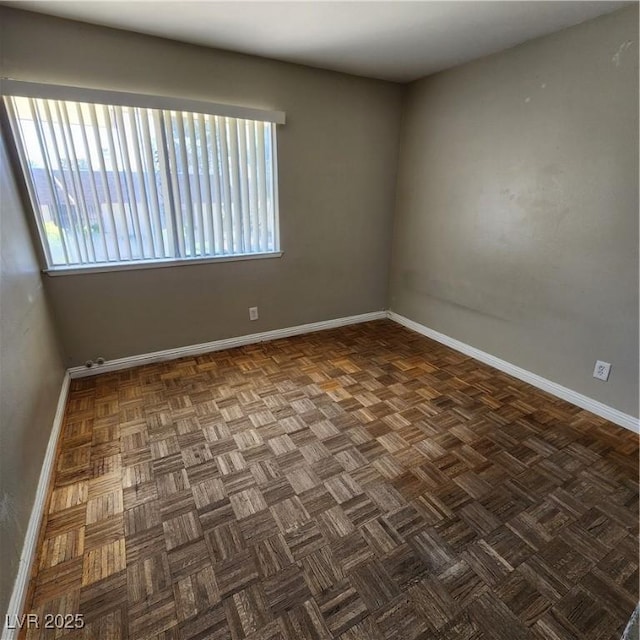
[1, 2, 639, 637]
[387, 3, 639, 426]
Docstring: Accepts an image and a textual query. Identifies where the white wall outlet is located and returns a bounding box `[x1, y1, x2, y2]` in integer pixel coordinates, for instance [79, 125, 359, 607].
[593, 360, 611, 381]
[249, 306, 259, 321]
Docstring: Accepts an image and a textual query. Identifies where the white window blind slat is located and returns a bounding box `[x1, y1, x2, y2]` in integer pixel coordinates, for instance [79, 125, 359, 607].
[126, 108, 155, 260]
[88, 102, 122, 262]
[59, 101, 96, 263]
[216, 116, 234, 255]
[159, 111, 181, 257]
[162, 110, 186, 258]
[4, 94, 280, 269]
[237, 121, 251, 253]
[268, 125, 279, 252]
[141, 110, 168, 259]
[55, 102, 86, 261]
[256, 121, 268, 253]
[206, 115, 224, 255]
[226, 118, 244, 254]
[102, 105, 135, 261]
[76, 102, 110, 261]
[41, 99, 84, 264]
[247, 121, 259, 253]
[114, 107, 144, 260]
[186, 113, 206, 256]
[29, 100, 70, 264]
[197, 113, 216, 255]
[173, 112, 196, 257]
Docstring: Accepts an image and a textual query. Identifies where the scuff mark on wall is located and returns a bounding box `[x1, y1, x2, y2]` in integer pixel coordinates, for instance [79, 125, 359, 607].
[402, 270, 527, 323]
[612, 40, 633, 66]
[0, 492, 16, 525]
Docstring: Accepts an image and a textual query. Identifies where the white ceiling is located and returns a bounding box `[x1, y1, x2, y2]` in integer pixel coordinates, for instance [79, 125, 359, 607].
[6, 1, 632, 82]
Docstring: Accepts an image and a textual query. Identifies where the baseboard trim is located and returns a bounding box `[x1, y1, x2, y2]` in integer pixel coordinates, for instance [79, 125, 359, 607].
[388, 311, 639, 434]
[2, 372, 71, 640]
[68, 311, 388, 379]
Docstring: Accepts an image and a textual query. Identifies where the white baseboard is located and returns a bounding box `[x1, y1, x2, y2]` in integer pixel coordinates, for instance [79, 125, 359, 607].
[2, 372, 71, 640]
[67, 308, 638, 433]
[388, 311, 639, 434]
[68, 311, 387, 379]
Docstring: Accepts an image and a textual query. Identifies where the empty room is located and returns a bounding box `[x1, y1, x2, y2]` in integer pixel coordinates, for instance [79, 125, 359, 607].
[0, 1, 638, 639]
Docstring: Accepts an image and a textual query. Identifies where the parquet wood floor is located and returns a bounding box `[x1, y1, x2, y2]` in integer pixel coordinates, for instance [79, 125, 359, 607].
[21, 320, 639, 640]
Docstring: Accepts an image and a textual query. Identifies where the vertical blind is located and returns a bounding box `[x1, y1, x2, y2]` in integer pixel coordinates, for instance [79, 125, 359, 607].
[4, 95, 279, 268]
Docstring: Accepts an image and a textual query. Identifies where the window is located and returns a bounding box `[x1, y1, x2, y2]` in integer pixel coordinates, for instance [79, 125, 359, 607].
[3, 82, 283, 271]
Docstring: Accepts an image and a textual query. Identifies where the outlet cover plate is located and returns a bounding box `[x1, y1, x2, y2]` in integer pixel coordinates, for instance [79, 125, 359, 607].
[593, 360, 611, 381]
[249, 307, 259, 321]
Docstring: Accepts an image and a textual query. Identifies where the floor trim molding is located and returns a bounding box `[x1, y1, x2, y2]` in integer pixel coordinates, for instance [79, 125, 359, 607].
[68, 311, 388, 379]
[388, 311, 639, 434]
[2, 372, 71, 640]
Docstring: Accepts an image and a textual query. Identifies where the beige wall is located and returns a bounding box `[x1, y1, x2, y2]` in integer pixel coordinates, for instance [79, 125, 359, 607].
[0, 125, 66, 616]
[0, 7, 403, 365]
[390, 6, 639, 417]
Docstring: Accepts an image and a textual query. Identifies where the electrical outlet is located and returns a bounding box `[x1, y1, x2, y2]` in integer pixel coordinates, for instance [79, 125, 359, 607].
[593, 360, 611, 381]
[249, 306, 259, 321]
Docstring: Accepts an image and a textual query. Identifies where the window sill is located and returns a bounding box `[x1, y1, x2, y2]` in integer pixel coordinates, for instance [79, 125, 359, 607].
[43, 251, 284, 276]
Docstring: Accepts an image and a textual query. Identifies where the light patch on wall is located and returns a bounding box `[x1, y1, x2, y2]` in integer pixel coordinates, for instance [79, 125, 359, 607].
[487, 164, 570, 250]
[0, 492, 16, 524]
[612, 40, 633, 66]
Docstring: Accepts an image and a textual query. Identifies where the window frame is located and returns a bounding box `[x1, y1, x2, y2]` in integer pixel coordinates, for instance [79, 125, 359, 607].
[2, 80, 285, 275]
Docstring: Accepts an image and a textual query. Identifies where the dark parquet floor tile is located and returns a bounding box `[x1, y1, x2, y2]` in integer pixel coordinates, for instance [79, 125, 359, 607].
[22, 320, 638, 639]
